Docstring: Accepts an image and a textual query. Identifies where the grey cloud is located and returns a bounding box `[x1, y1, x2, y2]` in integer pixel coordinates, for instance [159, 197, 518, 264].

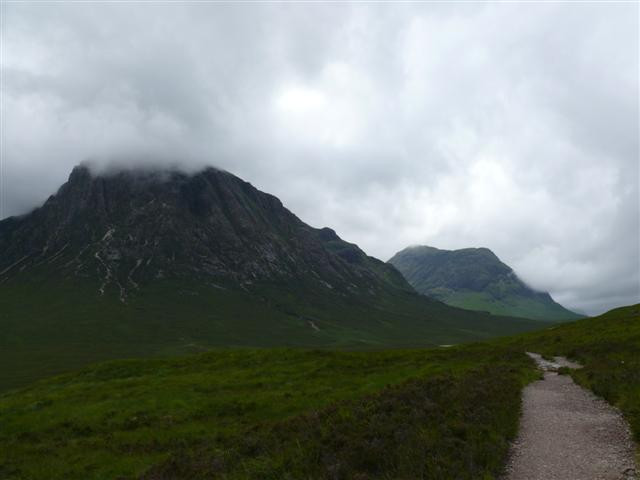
[1, 2, 638, 315]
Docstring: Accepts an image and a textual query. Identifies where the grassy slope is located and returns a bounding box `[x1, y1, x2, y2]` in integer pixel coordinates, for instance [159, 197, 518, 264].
[510, 303, 640, 444]
[0, 276, 545, 391]
[1, 292, 635, 479]
[437, 290, 581, 321]
[0, 345, 538, 480]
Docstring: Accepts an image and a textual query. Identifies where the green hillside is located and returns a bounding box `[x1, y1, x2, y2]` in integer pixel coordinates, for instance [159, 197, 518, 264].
[1, 304, 637, 479]
[432, 290, 579, 321]
[389, 245, 581, 321]
[0, 273, 544, 392]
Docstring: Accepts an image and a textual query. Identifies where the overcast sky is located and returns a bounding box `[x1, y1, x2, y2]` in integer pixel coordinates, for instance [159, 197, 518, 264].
[1, 2, 638, 314]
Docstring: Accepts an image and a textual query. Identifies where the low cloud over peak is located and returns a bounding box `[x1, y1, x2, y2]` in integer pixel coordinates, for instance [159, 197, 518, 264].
[2, 2, 638, 314]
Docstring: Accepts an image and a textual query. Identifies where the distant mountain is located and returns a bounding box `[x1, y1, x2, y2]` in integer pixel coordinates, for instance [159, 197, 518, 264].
[388, 245, 581, 321]
[0, 165, 545, 390]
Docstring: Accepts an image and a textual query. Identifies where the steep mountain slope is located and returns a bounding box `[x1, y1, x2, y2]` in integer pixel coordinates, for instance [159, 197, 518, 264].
[0, 165, 408, 297]
[0, 165, 545, 389]
[389, 245, 580, 320]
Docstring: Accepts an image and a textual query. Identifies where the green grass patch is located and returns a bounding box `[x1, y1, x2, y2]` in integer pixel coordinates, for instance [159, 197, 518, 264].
[438, 290, 581, 321]
[0, 345, 536, 479]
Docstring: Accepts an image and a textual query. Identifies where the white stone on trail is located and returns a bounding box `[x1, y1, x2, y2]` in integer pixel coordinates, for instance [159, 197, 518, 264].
[503, 352, 638, 480]
[525, 352, 582, 372]
[552, 355, 583, 370]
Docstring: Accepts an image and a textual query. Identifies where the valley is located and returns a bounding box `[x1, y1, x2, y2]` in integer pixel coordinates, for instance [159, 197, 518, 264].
[0, 166, 636, 480]
[0, 166, 546, 391]
[0, 304, 637, 479]
[4, 4, 636, 479]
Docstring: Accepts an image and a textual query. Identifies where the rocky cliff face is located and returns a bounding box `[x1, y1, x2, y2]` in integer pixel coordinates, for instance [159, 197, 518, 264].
[0, 165, 409, 301]
[388, 245, 580, 320]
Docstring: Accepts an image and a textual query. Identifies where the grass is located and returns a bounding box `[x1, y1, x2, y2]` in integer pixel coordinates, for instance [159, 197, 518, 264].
[1, 296, 636, 479]
[434, 290, 582, 321]
[0, 345, 538, 479]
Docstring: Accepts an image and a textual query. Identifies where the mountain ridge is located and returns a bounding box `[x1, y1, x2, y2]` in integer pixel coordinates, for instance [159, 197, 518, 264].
[0, 164, 410, 301]
[388, 245, 580, 320]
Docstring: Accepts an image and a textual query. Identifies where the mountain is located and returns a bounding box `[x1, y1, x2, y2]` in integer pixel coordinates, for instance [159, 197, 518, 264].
[388, 245, 581, 321]
[0, 165, 545, 390]
[0, 164, 410, 299]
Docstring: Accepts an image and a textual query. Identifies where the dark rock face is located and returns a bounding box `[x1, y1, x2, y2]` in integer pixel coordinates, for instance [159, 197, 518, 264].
[0, 165, 410, 300]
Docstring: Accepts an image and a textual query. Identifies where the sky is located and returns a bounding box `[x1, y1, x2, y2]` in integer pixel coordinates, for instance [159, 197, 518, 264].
[1, 2, 638, 315]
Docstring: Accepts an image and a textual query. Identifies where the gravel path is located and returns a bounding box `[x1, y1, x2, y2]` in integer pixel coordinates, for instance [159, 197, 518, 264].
[503, 352, 638, 480]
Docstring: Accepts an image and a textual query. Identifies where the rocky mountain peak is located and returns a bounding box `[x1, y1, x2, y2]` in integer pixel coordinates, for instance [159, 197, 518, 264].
[0, 164, 410, 302]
